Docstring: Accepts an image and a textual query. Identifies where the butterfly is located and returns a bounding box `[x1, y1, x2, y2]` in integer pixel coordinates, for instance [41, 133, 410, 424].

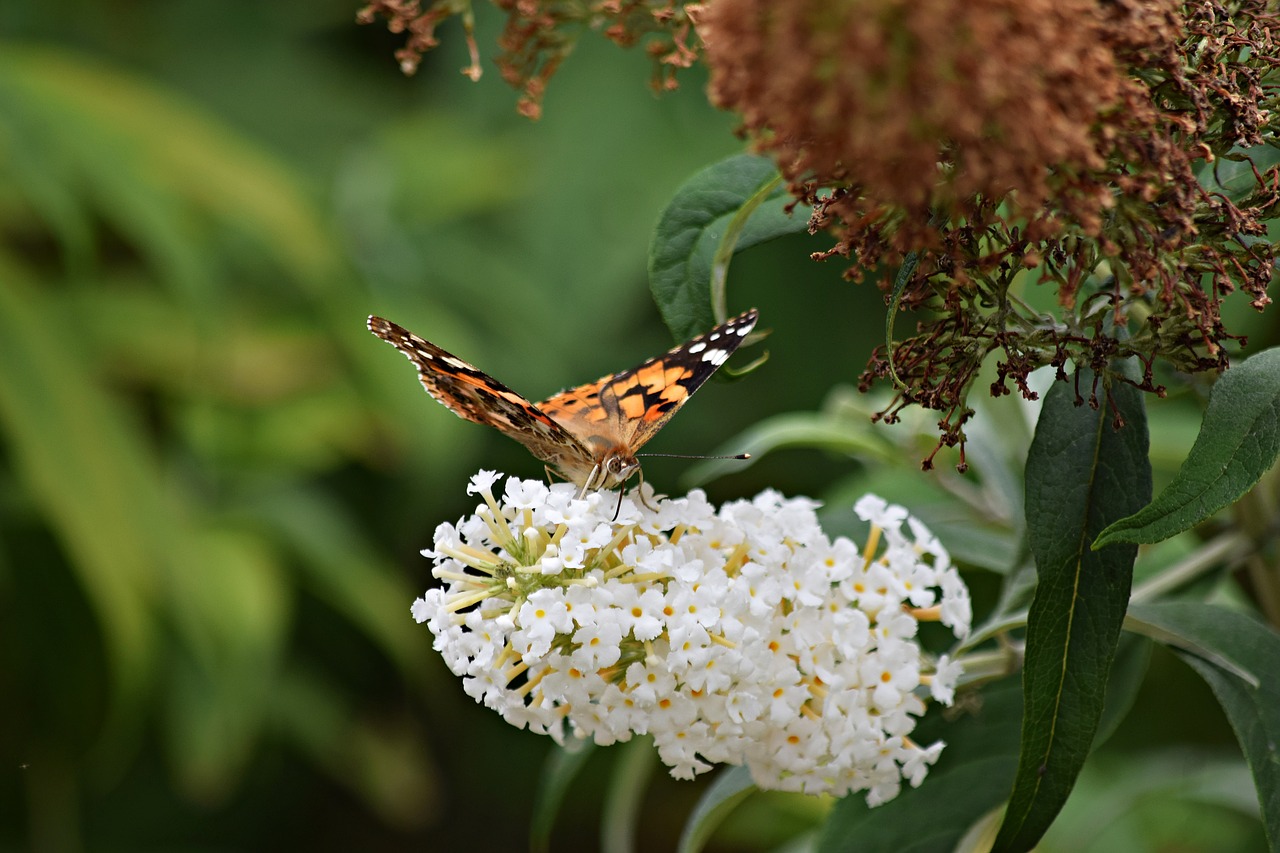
[368, 308, 759, 492]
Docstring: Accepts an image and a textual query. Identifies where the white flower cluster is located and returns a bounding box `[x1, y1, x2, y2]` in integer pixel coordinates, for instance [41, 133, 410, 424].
[413, 471, 971, 805]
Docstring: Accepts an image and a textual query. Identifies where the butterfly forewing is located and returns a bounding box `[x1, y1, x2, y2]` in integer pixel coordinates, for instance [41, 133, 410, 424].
[538, 308, 759, 452]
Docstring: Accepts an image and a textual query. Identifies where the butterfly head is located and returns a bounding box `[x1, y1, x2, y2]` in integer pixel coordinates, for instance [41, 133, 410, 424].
[576, 438, 640, 490]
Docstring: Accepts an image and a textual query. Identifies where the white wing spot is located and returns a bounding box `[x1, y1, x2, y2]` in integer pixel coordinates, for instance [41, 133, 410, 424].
[701, 348, 730, 365]
[709, 333, 722, 342]
[443, 356, 470, 369]
[735, 325, 750, 336]
[688, 342, 707, 354]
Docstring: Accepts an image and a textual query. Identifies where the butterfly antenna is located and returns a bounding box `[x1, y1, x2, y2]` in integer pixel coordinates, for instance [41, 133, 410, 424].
[637, 452, 752, 461]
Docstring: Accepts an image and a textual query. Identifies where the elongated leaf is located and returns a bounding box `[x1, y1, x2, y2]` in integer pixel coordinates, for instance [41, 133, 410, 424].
[649, 154, 805, 340]
[818, 677, 1024, 852]
[602, 737, 657, 853]
[0, 262, 162, 737]
[1091, 635, 1151, 750]
[1127, 601, 1280, 848]
[994, 365, 1151, 852]
[677, 765, 757, 853]
[684, 410, 896, 486]
[0, 45, 338, 286]
[1095, 346, 1280, 547]
[531, 741, 597, 853]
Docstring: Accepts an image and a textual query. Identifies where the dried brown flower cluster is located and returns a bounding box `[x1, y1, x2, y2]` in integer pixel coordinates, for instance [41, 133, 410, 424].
[357, 0, 700, 118]
[698, 0, 1280, 468]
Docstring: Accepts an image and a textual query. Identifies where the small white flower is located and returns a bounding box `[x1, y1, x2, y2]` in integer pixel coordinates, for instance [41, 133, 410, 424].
[467, 469, 502, 495]
[413, 473, 971, 805]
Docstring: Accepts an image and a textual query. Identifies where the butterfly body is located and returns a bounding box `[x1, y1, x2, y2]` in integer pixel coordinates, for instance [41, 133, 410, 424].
[368, 309, 758, 490]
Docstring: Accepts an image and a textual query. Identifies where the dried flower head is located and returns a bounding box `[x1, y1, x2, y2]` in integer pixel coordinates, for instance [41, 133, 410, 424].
[416, 471, 971, 802]
[697, 0, 1280, 466]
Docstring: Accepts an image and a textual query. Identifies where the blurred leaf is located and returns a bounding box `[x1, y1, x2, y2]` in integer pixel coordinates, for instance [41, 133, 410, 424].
[686, 409, 894, 487]
[649, 154, 805, 340]
[995, 365, 1151, 853]
[1092, 636, 1151, 750]
[602, 737, 657, 853]
[1127, 600, 1280, 848]
[0, 260, 163, 740]
[531, 740, 597, 853]
[818, 677, 1023, 852]
[1096, 346, 1280, 547]
[677, 765, 756, 853]
[243, 487, 430, 679]
[0, 44, 339, 293]
[1042, 750, 1263, 852]
[271, 667, 437, 829]
[163, 529, 290, 803]
[334, 114, 526, 289]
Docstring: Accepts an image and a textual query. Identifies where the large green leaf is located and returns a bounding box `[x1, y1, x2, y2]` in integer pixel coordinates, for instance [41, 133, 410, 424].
[1096, 346, 1280, 547]
[649, 153, 805, 340]
[994, 365, 1151, 852]
[1127, 600, 1280, 848]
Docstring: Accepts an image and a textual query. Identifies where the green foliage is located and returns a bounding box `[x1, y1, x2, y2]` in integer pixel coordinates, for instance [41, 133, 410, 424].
[1129, 602, 1280, 848]
[1097, 346, 1280, 547]
[649, 153, 804, 339]
[3, 3, 1279, 852]
[995, 366, 1152, 852]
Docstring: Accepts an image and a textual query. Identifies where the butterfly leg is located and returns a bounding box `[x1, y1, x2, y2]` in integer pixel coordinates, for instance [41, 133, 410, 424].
[577, 463, 604, 500]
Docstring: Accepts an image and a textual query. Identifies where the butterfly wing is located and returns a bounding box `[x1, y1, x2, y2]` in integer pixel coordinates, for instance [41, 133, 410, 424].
[537, 308, 759, 452]
[368, 316, 591, 473]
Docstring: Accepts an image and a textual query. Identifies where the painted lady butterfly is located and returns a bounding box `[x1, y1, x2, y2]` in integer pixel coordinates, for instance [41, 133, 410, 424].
[368, 308, 759, 491]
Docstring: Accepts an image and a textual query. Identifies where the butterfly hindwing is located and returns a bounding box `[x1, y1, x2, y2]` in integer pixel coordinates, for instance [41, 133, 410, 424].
[367, 316, 587, 466]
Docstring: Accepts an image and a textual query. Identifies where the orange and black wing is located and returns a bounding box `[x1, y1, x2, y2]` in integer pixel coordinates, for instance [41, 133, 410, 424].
[368, 316, 590, 469]
[537, 308, 759, 451]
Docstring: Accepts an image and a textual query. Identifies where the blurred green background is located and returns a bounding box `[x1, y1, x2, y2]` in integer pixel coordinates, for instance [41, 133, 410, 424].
[2, 3, 1275, 851]
[0, 2, 873, 850]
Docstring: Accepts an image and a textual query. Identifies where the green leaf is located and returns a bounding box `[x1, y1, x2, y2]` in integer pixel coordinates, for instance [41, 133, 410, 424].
[270, 668, 438, 826]
[0, 261, 164, 739]
[1095, 346, 1280, 547]
[818, 677, 1024, 853]
[677, 765, 756, 853]
[531, 741, 597, 853]
[0, 45, 339, 292]
[994, 365, 1152, 852]
[649, 153, 805, 340]
[1042, 750, 1265, 851]
[1127, 601, 1280, 848]
[1199, 145, 1280, 202]
[602, 738, 657, 853]
[1091, 635, 1151, 750]
[684, 409, 895, 487]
